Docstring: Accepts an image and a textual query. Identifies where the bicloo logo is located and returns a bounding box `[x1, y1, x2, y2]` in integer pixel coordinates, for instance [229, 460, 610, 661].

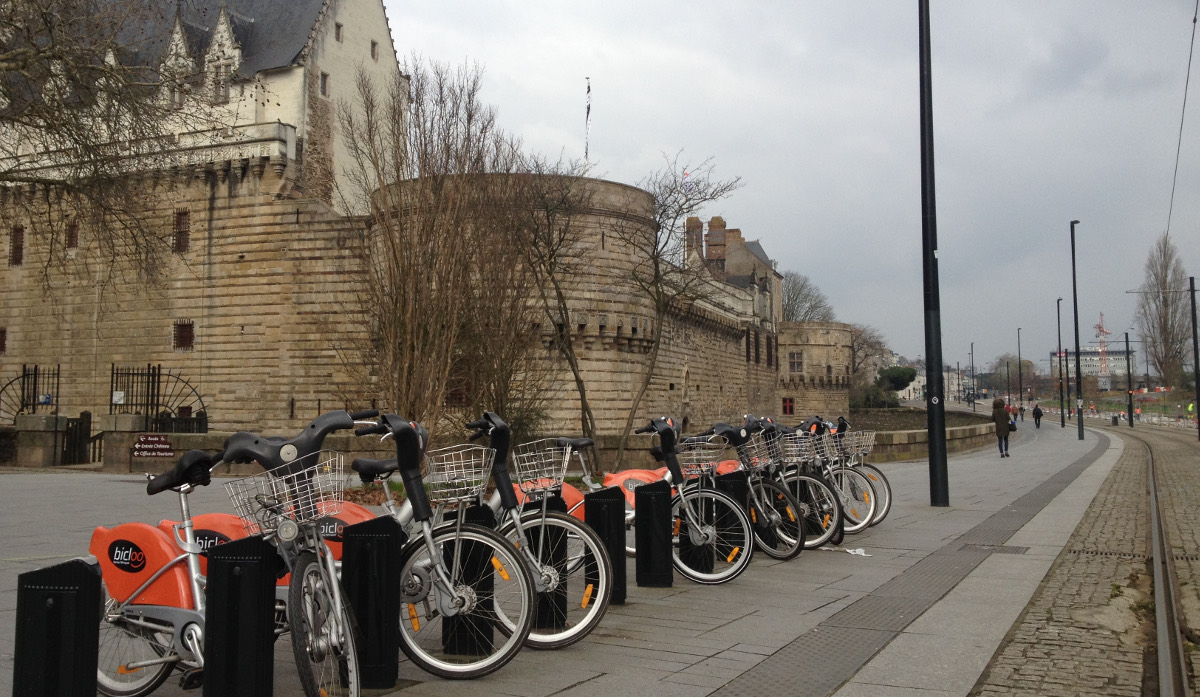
[108, 540, 147, 573]
[194, 530, 231, 550]
[318, 517, 346, 542]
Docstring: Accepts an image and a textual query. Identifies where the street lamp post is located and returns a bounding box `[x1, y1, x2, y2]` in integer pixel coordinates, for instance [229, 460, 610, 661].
[1070, 220, 1084, 440]
[1190, 276, 1199, 442]
[1006, 361, 1011, 403]
[1057, 298, 1065, 427]
[1017, 327, 1023, 410]
[1125, 332, 1134, 429]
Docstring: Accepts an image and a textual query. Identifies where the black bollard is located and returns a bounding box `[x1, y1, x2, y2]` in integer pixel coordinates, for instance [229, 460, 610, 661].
[443, 504, 495, 655]
[524, 495, 568, 631]
[634, 480, 673, 587]
[13, 558, 101, 697]
[342, 516, 407, 688]
[204, 535, 278, 697]
[584, 487, 627, 604]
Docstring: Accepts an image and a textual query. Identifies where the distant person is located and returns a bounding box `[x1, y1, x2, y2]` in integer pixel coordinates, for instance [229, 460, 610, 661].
[1018, 404, 1025, 421]
[992, 397, 1011, 458]
[1032, 404, 1043, 428]
[1136, 407, 1142, 421]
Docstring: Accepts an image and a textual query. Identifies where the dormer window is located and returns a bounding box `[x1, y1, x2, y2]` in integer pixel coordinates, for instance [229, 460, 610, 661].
[168, 83, 185, 109]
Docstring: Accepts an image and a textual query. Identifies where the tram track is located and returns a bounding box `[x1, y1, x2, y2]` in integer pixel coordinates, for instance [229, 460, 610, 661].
[1100, 422, 1197, 696]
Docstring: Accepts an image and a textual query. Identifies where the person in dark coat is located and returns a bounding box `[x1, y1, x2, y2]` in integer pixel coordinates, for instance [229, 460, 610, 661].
[1032, 404, 1043, 428]
[992, 397, 1011, 457]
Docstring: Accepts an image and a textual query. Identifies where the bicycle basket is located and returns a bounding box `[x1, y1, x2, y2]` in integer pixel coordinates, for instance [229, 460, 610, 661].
[740, 432, 775, 470]
[779, 432, 816, 465]
[224, 451, 345, 535]
[818, 433, 852, 461]
[511, 439, 569, 493]
[853, 431, 876, 457]
[423, 444, 494, 504]
[677, 435, 729, 478]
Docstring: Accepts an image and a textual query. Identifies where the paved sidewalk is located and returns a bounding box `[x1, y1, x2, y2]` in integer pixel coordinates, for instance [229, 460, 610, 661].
[0, 423, 1118, 696]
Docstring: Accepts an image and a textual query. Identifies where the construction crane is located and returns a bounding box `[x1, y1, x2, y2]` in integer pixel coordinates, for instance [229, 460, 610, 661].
[1094, 313, 1111, 381]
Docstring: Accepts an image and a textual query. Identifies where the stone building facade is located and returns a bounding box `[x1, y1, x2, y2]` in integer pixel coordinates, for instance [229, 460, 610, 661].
[0, 1, 850, 447]
[777, 322, 854, 419]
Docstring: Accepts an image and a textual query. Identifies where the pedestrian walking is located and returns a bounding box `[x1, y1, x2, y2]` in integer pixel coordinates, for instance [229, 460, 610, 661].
[992, 397, 1011, 458]
[1032, 403, 1043, 428]
[1018, 404, 1025, 421]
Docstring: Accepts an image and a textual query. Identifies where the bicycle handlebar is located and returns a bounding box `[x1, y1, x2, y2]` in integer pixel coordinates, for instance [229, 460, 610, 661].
[355, 423, 389, 437]
[349, 408, 379, 420]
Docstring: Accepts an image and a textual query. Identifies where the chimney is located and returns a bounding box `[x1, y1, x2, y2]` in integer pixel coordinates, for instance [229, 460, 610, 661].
[705, 216, 726, 261]
[685, 216, 703, 259]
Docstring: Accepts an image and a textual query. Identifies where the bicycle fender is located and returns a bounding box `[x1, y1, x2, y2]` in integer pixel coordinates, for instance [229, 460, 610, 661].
[90, 522, 193, 608]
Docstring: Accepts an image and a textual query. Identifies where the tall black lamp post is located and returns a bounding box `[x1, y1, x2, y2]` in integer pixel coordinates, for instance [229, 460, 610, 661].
[970, 342, 976, 412]
[1070, 220, 1084, 440]
[1125, 332, 1134, 429]
[1057, 298, 1065, 427]
[1017, 327, 1023, 409]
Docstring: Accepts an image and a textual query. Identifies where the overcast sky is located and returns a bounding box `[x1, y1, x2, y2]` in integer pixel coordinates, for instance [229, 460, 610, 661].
[383, 1, 1200, 375]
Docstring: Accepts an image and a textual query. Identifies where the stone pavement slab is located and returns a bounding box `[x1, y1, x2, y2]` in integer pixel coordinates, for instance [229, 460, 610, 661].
[0, 424, 1115, 696]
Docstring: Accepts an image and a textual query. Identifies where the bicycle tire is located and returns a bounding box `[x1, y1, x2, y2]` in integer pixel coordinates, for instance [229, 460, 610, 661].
[290, 551, 360, 697]
[855, 463, 892, 526]
[499, 510, 612, 649]
[671, 488, 754, 584]
[780, 470, 842, 549]
[749, 478, 805, 560]
[397, 522, 533, 679]
[96, 590, 175, 697]
[830, 466, 876, 533]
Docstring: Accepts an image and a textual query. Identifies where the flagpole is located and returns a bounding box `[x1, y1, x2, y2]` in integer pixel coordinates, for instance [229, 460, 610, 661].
[585, 77, 591, 165]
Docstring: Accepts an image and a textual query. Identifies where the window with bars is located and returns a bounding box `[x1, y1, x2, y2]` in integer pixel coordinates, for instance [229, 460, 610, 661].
[789, 351, 804, 373]
[0, 327, 7, 354]
[173, 209, 190, 253]
[9, 226, 23, 266]
[173, 320, 194, 351]
[782, 397, 794, 416]
[65, 220, 78, 249]
[213, 63, 230, 104]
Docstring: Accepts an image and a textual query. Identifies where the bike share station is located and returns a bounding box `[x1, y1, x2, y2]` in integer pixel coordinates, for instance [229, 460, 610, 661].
[11, 411, 876, 696]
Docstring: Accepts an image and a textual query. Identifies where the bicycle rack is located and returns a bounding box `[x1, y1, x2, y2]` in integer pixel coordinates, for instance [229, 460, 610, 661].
[204, 536, 278, 696]
[343, 516, 407, 688]
[13, 558, 101, 697]
[584, 486, 627, 604]
[634, 480, 673, 587]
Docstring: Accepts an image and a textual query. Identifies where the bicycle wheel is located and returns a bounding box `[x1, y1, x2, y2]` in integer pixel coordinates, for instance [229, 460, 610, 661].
[855, 463, 892, 526]
[671, 488, 754, 584]
[499, 510, 612, 649]
[397, 523, 533, 679]
[96, 591, 174, 697]
[290, 551, 360, 697]
[749, 478, 805, 560]
[830, 466, 876, 533]
[781, 471, 842, 549]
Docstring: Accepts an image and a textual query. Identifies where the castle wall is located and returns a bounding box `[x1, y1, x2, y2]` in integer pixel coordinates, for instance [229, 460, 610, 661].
[776, 321, 852, 420]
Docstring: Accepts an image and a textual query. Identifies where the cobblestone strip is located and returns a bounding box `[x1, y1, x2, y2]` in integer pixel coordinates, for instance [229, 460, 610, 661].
[1142, 428, 1200, 687]
[972, 437, 1150, 697]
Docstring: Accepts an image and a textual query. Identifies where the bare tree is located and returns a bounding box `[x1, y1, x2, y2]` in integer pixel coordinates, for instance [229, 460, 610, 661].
[1136, 233, 1191, 389]
[513, 156, 604, 466]
[847, 323, 888, 388]
[336, 57, 541, 431]
[609, 152, 741, 465]
[781, 271, 836, 322]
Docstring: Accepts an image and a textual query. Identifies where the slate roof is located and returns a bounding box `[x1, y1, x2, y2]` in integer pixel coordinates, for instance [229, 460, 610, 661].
[745, 240, 774, 268]
[119, 0, 325, 77]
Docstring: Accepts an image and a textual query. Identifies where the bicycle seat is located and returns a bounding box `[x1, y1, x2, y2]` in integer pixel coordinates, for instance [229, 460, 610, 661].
[146, 450, 214, 495]
[555, 437, 594, 451]
[351, 457, 399, 481]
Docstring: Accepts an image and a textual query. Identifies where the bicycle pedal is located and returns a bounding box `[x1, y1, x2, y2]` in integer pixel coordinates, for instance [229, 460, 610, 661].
[179, 667, 204, 690]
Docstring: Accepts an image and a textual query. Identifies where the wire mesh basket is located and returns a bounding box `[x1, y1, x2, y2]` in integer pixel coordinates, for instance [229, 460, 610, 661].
[511, 439, 569, 493]
[676, 435, 729, 478]
[818, 433, 853, 461]
[849, 431, 876, 458]
[423, 444, 494, 504]
[740, 432, 776, 470]
[779, 431, 816, 465]
[224, 451, 345, 535]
